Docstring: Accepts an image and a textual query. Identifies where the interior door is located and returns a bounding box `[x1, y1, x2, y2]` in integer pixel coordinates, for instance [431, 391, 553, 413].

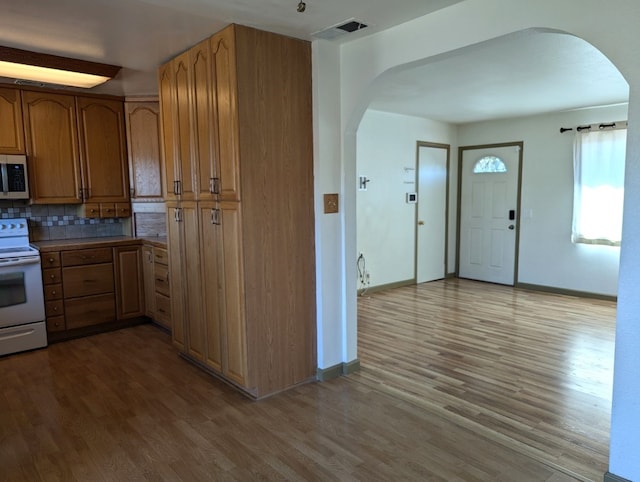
[458, 144, 521, 285]
[416, 143, 448, 283]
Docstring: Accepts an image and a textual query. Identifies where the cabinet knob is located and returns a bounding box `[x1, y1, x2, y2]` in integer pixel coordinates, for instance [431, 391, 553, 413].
[51, 290, 57, 295]
[50, 274, 55, 279]
[48, 257, 55, 263]
[53, 306, 58, 312]
[54, 321, 60, 327]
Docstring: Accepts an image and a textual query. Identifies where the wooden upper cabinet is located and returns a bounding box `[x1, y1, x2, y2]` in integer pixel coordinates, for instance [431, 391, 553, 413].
[0, 87, 25, 154]
[22, 91, 82, 204]
[173, 52, 196, 200]
[125, 100, 164, 201]
[158, 62, 178, 200]
[211, 27, 241, 202]
[76, 97, 129, 203]
[191, 38, 218, 200]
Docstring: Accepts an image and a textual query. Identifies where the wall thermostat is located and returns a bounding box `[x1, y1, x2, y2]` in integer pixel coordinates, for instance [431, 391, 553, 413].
[406, 192, 417, 204]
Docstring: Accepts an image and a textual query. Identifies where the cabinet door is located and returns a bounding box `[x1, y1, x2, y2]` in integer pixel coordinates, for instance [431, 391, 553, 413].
[181, 201, 205, 361]
[77, 97, 129, 203]
[159, 62, 179, 200]
[142, 245, 156, 318]
[0, 87, 25, 154]
[219, 201, 247, 386]
[211, 27, 241, 202]
[22, 91, 82, 204]
[166, 202, 185, 350]
[191, 39, 217, 200]
[125, 101, 164, 200]
[173, 52, 196, 201]
[199, 201, 223, 373]
[114, 246, 145, 320]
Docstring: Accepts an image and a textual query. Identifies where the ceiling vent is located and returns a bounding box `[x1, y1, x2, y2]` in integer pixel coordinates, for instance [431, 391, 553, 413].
[312, 19, 369, 40]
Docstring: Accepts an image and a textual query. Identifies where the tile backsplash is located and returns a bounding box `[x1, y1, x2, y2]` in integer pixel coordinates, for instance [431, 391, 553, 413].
[0, 200, 127, 241]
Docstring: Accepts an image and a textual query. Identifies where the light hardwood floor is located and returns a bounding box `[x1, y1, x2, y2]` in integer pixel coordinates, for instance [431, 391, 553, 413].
[357, 278, 615, 482]
[0, 279, 613, 481]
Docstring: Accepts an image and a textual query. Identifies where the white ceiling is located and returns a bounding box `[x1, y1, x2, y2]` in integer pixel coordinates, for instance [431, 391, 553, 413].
[369, 30, 629, 124]
[0, 0, 629, 124]
[0, 0, 462, 96]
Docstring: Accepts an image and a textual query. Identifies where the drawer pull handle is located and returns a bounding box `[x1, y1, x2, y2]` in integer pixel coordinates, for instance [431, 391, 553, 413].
[157, 308, 166, 314]
[84, 279, 97, 284]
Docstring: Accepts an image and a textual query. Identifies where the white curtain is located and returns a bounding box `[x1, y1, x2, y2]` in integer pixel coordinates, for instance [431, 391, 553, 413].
[572, 128, 626, 246]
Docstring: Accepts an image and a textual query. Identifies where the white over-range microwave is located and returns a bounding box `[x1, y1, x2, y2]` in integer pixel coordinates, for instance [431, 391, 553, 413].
[0, 154, 29, 200]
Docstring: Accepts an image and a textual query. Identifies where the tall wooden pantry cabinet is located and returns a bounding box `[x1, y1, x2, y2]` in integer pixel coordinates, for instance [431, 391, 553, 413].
[158, 24, 316, 399]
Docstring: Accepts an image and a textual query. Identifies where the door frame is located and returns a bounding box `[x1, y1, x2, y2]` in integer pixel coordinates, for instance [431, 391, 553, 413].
[414, 141, 451, 282]
[455, 141, 524, 284]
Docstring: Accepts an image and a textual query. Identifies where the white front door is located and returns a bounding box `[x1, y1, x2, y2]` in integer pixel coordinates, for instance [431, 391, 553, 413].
[416, 143, 448, 283]
[459, 144, 521, 285]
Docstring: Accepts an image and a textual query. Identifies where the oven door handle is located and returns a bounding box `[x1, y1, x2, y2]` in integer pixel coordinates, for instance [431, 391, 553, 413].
[0, 256, 40, 267]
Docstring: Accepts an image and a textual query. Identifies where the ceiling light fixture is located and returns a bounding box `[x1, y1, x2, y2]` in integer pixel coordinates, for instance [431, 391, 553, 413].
[297, 1, 306, 13]
[0, 46, 121, 89]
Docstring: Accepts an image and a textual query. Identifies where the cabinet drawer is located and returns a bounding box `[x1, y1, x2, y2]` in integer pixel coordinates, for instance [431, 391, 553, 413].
[153, 247, 168, 265]
[46, 316, 66, 332]
[83, 203, 101, 218]
[63, 264, 114, 297]
[115, 203, 131, 218]
[100, 203, 116, 218]
[44, 283, 63, 301]
[42, 252, 61, 268]
[154, 264, 170, 296]
[65, 294, 116, 329]
[43, 268, 62, 285]
[62, 248, 112, 267]
[45, 300, 64, 317]
[155, 293, 171, 325]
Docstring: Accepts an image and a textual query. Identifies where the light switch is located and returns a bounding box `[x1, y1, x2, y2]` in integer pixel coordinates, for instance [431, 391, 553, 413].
[324, 193, 339, 214]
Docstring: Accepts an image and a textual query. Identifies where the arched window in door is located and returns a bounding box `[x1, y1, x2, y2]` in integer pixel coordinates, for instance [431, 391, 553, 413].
[473, 155, 507, 173]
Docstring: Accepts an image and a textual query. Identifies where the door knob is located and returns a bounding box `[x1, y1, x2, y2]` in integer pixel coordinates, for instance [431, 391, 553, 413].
[418, 220, 425, 226]
[508, 225, 515, 230]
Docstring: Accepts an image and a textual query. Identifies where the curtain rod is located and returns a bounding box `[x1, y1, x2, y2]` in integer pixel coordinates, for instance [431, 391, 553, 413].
[560, 120, 627, 134]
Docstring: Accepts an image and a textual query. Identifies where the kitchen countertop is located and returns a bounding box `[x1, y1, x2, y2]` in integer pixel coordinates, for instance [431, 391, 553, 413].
[34, 236, 167, 252]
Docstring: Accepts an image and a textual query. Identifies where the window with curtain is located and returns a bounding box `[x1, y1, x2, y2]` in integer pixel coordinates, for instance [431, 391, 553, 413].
[572, 128, 627, 246]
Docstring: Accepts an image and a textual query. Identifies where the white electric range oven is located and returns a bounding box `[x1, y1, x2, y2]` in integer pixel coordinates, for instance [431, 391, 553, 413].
[0, 218, 47, 356]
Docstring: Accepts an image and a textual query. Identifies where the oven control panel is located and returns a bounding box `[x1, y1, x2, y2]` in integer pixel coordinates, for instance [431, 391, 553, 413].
[0, 219, 28, 237]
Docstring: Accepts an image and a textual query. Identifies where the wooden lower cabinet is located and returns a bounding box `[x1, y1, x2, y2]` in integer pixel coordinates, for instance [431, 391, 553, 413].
[166, 201, 205, 360]
[166, 202, 185, 350]
[168, 200, 250, 392]
[141, 243, 171, 330]
[114, 245, 145, 319]
[142, 245, 156, 318]
[40, 242, 146, 340]
[65, 294, 116, 329]
[199, 200, 247, 385]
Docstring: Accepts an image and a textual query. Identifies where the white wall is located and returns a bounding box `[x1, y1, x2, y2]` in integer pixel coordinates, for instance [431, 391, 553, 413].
[356, 110, 457, 288]
[458, 104, 628, 296]
[312, 40, 345, 369]
[312, 2, 640, 478]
